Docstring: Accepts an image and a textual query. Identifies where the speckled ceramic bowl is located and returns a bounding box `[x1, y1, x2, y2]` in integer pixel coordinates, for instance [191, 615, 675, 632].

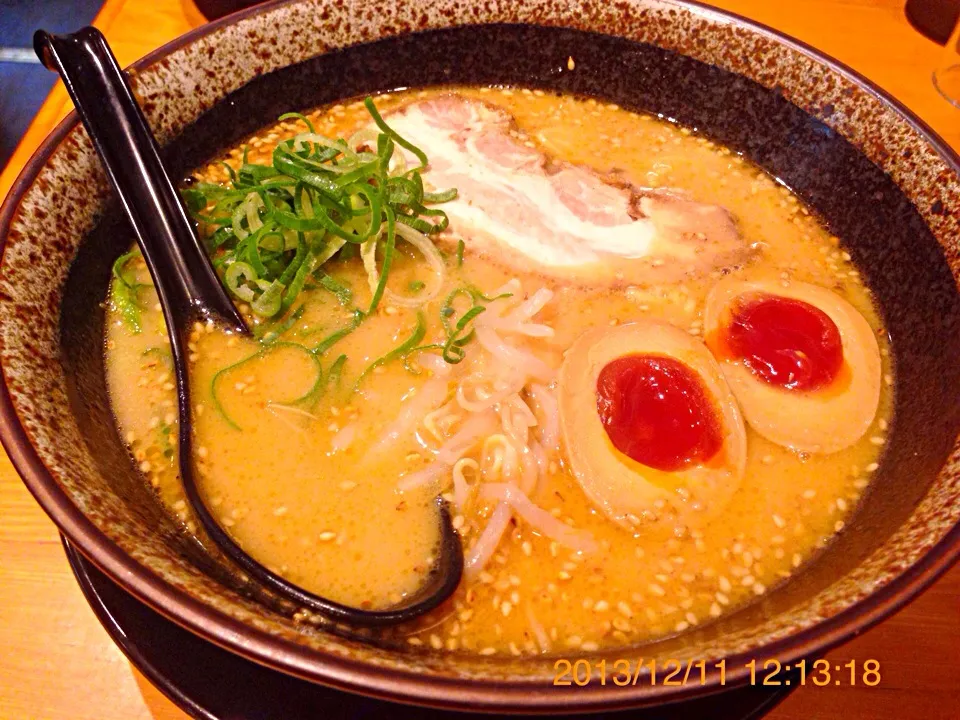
[2, 0, 959, 713]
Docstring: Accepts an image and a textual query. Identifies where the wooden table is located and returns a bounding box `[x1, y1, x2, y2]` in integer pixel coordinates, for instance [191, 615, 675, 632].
[1, 1, 958, 718]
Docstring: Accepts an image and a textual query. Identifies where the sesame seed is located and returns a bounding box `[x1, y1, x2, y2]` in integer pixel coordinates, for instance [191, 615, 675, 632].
[716, 592, 730, 605]
[593, 600, 609, 612]
[125, 431, 136, 444]
[197, 446, 208, 459]
[685, 612, 698, 625]
[836, 498, 848, 512]
[340, 481, 357, 490]
[834, 520, 846, 532]
[319, 531, 337, 542]
[501, 601, 513, 617]
[741, 575, 756, 587]
[674, 621, 690, 632]
[617, 601, 633, 618]
[718, 576, 732, 593]
[865, 462, 879, 473]
[558, 571, 571, 581]
[803, 489, 816, 499]
[752, 582, 766, 595]
[139, 461, 152, 473]
[565, 636, 582, 648]
[407, 637, 423, 646]
[772, 514, 786, 529]
[522, 541, 532, 556]
[648, 583, 666, 596]
[567, 56, 575, 70]
[273, 506, 288, 516]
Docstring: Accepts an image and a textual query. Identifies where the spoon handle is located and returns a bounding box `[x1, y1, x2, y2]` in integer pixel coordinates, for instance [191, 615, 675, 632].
[34, 27, 247, 335]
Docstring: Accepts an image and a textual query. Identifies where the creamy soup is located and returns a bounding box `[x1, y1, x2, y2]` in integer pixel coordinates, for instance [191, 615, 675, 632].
[105, 87, 891, 654]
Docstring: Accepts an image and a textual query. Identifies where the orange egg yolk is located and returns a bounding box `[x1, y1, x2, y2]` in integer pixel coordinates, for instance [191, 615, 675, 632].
[596, 354, 724, 472]
[725, 295, 844, 391]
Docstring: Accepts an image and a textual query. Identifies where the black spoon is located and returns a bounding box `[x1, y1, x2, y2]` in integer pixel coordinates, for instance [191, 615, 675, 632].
[35, 26, 463, 626]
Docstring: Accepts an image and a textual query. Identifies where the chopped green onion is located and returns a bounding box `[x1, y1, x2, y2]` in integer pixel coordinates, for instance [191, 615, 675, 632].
[423, 187, 458, 203]
[157, 420, 175, 459]
[401, 343, 444, 374]
[251, 279, 284, 317]
[355, 310, 426, 388]
[442, 305, 485, 363]
[364, 207, 396, 314]
[467, 284, 514, 303]
[177, 97, 462, 367]
[181, 188, 208, 213]
[318, 273, 353, 306]
[141, 346, 173, 369]
[363, 96, 428, 169]
[210, 342, 321, 430]
[110, 249, 149, 333]
[311, 310, 363, 355]
[456, 239, 465, 267]
[224, 261, 258, 302]
[257, 304, 305, 344]
[278, 111, 317, 134]
[327, 354, 347, 388]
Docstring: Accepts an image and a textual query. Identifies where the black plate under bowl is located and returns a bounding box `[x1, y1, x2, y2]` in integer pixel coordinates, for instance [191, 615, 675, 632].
[64, 537, 797, 719]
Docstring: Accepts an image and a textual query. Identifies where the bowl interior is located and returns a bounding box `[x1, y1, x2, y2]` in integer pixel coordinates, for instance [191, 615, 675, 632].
[5, 16, 960, 711]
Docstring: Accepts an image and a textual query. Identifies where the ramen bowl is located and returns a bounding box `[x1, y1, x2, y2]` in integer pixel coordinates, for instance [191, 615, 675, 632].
[1, 0, 959, 712]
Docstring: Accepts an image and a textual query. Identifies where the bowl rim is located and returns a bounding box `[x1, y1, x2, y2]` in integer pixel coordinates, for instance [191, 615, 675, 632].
[2, 0, 959, 711]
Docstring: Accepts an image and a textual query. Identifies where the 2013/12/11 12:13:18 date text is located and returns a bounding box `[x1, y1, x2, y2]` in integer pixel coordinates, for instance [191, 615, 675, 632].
[552, 658, 881, 687]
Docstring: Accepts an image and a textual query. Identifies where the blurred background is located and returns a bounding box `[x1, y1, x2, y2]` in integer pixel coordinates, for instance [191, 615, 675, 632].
[0, 0, 103, 170]
[0, 0, 957, 177]
[0, 0, 266, 173]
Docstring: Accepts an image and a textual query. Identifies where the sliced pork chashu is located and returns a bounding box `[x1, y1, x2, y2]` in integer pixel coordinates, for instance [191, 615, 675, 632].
[385, 95, 750, 284]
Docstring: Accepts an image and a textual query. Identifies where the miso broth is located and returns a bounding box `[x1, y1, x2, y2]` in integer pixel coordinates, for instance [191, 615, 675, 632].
[105, 87, 891, 653]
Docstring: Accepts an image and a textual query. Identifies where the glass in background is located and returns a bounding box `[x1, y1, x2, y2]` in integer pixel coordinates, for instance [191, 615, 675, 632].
[934, 12, 960, 107]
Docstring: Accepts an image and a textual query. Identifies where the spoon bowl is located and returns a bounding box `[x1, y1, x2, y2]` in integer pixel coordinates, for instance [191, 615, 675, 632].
[33, 26, 463, 626]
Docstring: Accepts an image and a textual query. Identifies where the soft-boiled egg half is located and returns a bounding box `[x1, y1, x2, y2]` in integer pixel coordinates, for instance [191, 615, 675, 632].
[559, 321, 747, 530]
[704, 276, 882, 454]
